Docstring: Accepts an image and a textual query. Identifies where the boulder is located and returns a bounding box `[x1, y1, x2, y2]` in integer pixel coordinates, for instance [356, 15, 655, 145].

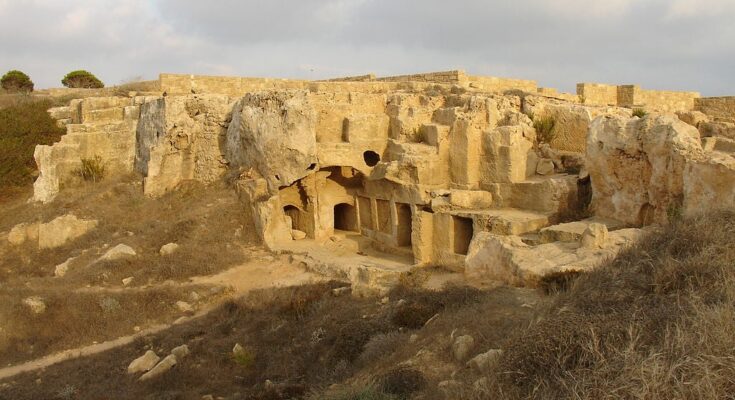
[139, 354, 176, 381]
[127, 350, 160, 374]
[176, 301, 194, 313]
[465, 229, 644, 285]
[7, 222, 39, 246]
[159, 243, 179, 256]
[581, 223, 609, 249]
[171, 345, 190, 359]
[586, 114, 703, 225]
[467, 349, 503, 373]
[38, 214, 97, 249]
[99, 244, 136, 262]
[291, 230, 307, 240]
[23, 296, 46, 314]
[54, 258, 75, 277]
[452, 335, 475, 362]
[535, 158, 555, 175]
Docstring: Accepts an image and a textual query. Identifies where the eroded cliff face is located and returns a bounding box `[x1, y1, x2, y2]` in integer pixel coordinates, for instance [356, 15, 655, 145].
[135, 94, 234, 197]
[226, 90, 318, 194]
[586, 114, 705, 225]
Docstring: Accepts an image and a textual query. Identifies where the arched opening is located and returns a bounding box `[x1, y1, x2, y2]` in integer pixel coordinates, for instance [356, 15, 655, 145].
[283, 205, 303, 231]
[334, 203, 358, 232]
[363, 150, 380, 167]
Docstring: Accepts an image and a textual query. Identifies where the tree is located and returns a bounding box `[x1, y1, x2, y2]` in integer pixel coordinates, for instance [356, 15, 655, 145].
[61, 70, 104, 89]
[1, 70, 34, 93]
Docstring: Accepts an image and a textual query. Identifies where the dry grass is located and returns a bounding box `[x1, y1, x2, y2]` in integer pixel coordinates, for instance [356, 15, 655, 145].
[487, 211, 735, 399]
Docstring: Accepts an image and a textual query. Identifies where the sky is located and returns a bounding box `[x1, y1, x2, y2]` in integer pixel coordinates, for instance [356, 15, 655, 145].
[0, 0, 733, 96]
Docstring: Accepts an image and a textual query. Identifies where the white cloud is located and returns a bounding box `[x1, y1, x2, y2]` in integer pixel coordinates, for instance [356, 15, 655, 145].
[0, 0, 732, 95]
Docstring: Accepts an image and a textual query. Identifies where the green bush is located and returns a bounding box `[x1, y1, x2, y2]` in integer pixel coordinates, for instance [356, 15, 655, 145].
[1, 70, 34, 93]
[76, 156, 105, 182]
[0, 100, 64, 191]
[632, 108, 648, 118]
[533, 115, 556, 143]
[62, 70, 104, 89]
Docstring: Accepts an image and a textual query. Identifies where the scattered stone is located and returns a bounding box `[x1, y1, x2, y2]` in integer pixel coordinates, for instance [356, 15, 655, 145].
[171, 345, 190, 359]
[473, 377, 490, 392]
[98, 244, 137, 262]
[536, 158, 555, 175]
[452, 335, 475, 362]
[176, 301, 194, 313]
[380, 296, 390, 304]
[331, 286, 351, 296]
[467, 349, 503, 373]
[233, 343, 246, 357]
[188, 291, 201, 302]
[127, 350, 160, 374]
[54, 257, 75, 277]
[291, 230, 307, 240]
[38, 214, 97, 249]
[581, 223, 609, 249]
[139, 354, 177, 381]
[23, 296, 46, 314]
[409, 334, 419, 343]
[159, 243, 179, 256]
[7, 222, 39, 246]
[122, 277, 134, 286]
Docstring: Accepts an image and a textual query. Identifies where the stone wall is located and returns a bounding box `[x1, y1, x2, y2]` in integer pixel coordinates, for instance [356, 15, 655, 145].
[618, 85, 700, 112]
[376, 70, 466, 84]
[577, 82, 699, 112]
[696, 97, 735, 122]
[577, 83, 619, 106]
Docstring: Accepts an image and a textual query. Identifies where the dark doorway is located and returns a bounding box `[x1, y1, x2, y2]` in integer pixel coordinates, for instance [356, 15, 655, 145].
[284, 205, 303, 230]
[334, 203, 358, 231]
[396, 203, 412, 247]
[453, 216, 473, 255]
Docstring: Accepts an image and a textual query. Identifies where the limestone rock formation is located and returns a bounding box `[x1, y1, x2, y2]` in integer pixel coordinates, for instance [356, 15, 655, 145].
[226, 90, 317, 192]
[127, 350, 160, 374]
[136, 94, 233, 197]
[98, 244, 137, 262]
[586, 114, 703, 225]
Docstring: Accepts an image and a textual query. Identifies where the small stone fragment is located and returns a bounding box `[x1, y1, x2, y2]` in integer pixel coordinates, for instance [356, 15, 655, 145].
[171, 344, 190, 359]
[127, 350, 160, 374]
[159, 243, 179, 256]
[139, 354, 177, 381]
[536, 158, 555, 175]
[176, 301, 194, 313]
[581, 223, 609, 249]
[466, 349, 503, 373]
[54, 257, 75, 277]
[122, 277, 134, 286]
[452, 335, 475, 362]
[99, 244, 137, 262]
[23, 297, 46, 314]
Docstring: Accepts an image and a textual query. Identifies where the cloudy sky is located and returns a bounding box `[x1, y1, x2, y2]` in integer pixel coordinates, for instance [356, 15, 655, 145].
[1, 0, 733, 95]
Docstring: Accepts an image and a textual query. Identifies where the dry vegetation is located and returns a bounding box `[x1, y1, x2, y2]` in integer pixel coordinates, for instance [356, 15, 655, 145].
[0, 178, 259, 366]
[488, 210, 735, 399]
[2, 211, 732, 399]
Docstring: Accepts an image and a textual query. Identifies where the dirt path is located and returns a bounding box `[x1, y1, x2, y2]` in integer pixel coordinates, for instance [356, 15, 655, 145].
[0, 256, 324, 381]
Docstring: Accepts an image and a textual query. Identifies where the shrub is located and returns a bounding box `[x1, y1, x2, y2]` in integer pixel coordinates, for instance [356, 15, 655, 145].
[632, 108, 648, 118]
[76, 156, 105, 182]
[314, 385, 397, 400]
[0, 99, 65, 192]
[62, 70, 104, 89]
[377, 367, 426, 398]
[390, 302, 436, 329]
[1, 70, 34, 93]
[533, 115, 556, 143]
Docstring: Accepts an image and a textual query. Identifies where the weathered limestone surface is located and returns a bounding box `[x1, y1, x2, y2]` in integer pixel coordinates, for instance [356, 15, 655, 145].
[465, 228, 643, 285]
[226, 90, 317, 193]
[136, 94, 233, 197]
[38, 214, 98, 249]
[586, 114, 703, 225]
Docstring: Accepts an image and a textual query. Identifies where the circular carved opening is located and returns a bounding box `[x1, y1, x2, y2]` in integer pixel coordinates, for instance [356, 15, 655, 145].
[363, 150, 380, 167]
